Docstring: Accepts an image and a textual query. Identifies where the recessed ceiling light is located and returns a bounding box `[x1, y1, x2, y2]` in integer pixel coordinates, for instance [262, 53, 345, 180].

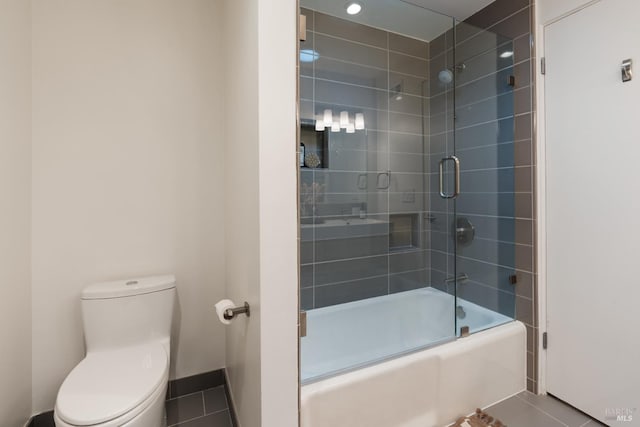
[500, 51, 514, 58]
[345, 2, 363, 15]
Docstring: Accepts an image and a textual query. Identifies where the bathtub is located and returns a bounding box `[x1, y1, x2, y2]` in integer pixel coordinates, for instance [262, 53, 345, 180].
[300, 288, 526, 427]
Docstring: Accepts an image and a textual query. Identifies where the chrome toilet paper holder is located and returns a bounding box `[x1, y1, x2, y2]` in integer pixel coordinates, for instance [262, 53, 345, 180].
[223, 302, 251, 320]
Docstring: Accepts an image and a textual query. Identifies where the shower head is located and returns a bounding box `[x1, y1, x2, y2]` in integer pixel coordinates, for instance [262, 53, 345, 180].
[438, 69, 453, 84]
[437, 63, 466, 84]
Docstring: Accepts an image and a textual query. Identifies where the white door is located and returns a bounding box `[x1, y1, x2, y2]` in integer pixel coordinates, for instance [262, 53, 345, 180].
[545, 0, 640, 424]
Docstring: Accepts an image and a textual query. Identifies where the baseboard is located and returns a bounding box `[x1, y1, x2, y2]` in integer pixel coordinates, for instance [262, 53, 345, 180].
[167, 368, 226, 399]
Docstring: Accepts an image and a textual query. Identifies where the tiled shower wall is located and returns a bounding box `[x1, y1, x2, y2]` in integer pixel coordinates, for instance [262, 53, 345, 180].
[428, 0, 538, 392]
[299, 9, 434, 310]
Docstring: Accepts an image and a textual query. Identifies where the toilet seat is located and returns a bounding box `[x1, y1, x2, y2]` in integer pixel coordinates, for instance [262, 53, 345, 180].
[55, 343, 168, 426]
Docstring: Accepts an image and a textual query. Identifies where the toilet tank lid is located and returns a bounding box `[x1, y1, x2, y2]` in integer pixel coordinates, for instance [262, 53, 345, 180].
[82, 275, 176, 300]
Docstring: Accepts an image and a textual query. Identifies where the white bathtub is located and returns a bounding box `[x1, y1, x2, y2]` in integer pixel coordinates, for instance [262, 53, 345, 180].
[300, 288, 526, 427]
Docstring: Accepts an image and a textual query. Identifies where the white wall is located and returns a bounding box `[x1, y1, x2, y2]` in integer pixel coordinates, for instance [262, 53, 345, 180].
[223, 0, 299, 425]
[0, 0, 32, 425]
[31, 0, 227, 413]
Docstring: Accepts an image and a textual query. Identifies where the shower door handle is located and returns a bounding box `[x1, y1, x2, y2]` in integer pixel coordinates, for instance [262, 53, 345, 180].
[438, 155, 460, 199]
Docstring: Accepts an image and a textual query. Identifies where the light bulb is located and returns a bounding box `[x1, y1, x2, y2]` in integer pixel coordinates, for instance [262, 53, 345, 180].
[323, 109, 333, 126]
[340, 111, 349, 128]
[315, 119, 325, 131]
[355, 113, 365, 130]
[346, 123, 355, 133]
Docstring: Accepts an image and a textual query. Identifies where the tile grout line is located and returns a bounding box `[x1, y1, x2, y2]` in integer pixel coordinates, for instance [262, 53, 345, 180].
[514, 393, 571, 427]
[167, 389, 205, 402]
[170, 408, 231, 427]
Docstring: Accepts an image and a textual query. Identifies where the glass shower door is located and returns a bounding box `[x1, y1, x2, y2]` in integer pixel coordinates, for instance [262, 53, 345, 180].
[451, 20, 518, 335]
[427, 25, 459, 339]
[298, 1, 458, 383]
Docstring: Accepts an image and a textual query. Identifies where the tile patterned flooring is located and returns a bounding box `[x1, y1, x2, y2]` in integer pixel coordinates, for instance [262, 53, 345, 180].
[33, 386, 607, 427]
[165, 385, 233, 427]
[165, 388, 607, 427]
[484, 391, 609, 427]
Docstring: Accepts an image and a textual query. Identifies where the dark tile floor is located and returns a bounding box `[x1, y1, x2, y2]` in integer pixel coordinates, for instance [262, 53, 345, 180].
[483, 391, 608, 427]
[165, 385, 232, 427]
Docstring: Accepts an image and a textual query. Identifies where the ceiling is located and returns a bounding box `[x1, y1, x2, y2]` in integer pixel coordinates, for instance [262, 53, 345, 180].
[301, 0, 496, 42]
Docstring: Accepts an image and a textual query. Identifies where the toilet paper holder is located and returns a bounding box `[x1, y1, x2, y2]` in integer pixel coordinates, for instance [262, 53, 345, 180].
[223, 302, 251, 320]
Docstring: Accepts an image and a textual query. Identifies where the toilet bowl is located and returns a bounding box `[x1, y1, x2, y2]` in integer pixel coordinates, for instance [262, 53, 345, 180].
[54, 276, 176, 427]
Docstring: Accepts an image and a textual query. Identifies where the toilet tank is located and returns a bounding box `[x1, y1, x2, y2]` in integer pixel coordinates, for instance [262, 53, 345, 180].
[81, 275, 176, 353]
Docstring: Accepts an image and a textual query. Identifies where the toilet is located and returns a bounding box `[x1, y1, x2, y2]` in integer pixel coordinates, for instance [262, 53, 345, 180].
[54, 275, 176, 427]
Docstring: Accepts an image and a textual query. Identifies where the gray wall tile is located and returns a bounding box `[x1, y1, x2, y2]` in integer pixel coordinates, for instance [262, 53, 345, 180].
[389, 111, 424, 134]
[314, 57, 388, 90]
[315, 11, 387, 48]
[389, 32, 428, 58]
[314, 235, 388, 263]
[390, 269, 429, 293]
[456, 142, 515, 170]
[515, 294, 533, 326]
[457, 257, 517, 294]
[314, 255, 388, 286]
[389, 72, 428, 97]
[490, 7, 531, 41]
[301, 287, 313, 311]
[389, 132, 425, 154]
[458, 238, 516, 269]
[516, 271, 534, 300]
[514, 112, 531, 141]
[514, 139, 532, 166]
[458, 281, 515, 318]
[388, 93, 427, 116]
[456, 117, 514, 150]
[389, 51, 428, 78]
[300, 264, 313, 288]
[464, 0, 529, 32]
[314, 33, 387, 69]
[315, 276, 388, 308]
[315, 79, 389, 111]
[513, 33, 531, 64]
[389, 250, 429, 273]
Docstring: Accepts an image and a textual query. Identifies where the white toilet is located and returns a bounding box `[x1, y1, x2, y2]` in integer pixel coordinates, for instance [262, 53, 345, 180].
[54, 275, 176, 427]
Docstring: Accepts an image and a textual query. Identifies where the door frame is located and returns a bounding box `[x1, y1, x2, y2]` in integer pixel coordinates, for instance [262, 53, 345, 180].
[534, 0, 602, 395]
